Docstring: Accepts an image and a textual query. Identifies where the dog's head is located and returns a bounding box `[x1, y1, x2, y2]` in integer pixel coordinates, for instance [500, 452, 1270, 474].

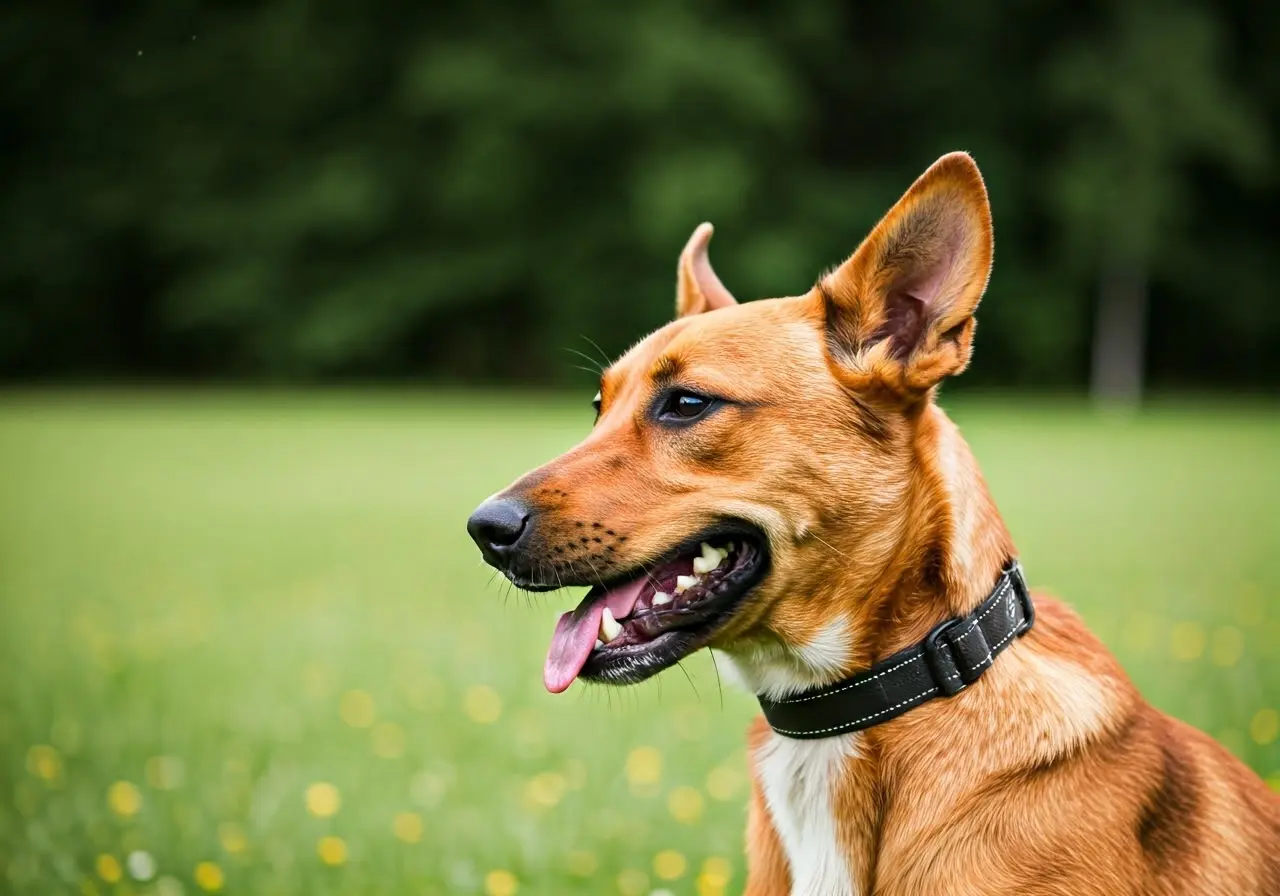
[468, 153, 994, 692]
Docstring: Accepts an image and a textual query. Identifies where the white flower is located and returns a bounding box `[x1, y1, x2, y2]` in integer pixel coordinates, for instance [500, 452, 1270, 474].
[126, 850, 156, 881]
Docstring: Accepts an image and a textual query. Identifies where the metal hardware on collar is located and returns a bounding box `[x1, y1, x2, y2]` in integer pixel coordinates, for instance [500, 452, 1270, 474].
[923, 617, 974, 698]
[757, 561, 1035, 740]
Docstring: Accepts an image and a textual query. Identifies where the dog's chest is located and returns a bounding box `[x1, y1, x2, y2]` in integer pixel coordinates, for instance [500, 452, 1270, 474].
[754, 730, 862, 896]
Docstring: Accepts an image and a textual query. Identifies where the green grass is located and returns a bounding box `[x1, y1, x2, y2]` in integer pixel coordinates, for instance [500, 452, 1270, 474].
[1, 391, 1277, 896]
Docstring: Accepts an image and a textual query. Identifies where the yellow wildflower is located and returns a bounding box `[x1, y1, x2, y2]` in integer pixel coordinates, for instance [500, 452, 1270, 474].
[95, 855, 122, 884]
[305, 782, 341, 817]
[485, 869, 518, 896]
[193, 861, 224, 892]
[107, 780, 142, 818]
[317, 836, 347, 866]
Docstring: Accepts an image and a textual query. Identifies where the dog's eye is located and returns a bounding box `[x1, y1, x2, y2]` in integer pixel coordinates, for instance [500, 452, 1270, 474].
[659, 391, 712, 422]
[592, 391, 602, 414]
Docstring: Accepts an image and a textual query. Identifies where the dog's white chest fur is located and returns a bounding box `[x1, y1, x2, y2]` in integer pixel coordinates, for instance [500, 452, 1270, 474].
[755, 730, 859, 896]
[720, 623, 860, 896]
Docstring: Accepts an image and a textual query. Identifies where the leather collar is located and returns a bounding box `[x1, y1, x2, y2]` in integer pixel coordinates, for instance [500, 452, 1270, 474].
[758, 561, 1035, 739]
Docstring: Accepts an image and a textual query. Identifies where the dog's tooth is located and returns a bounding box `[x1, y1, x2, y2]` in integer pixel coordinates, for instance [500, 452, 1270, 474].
[652, 591, 672, 606]
[600, 608, 622, 642]
[675, 575, 699, 594]
[594, 639, 604, 650]
[692, 542, 723, 574]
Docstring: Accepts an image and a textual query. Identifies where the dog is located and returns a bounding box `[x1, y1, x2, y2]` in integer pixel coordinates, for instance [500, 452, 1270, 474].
[467, 152, 1280, 894]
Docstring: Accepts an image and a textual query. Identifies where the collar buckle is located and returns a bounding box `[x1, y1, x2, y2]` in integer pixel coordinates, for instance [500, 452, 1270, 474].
[923, 618, 975, 697]
[1010, 562, 1036, 636]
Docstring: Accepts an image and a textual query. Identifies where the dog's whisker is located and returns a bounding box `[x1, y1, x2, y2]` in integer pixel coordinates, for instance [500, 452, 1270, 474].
[563, 346, 605, 375]
[707, 647, 725, 710]
[582, 555, 608, 591]
[579, 334, 612, 370]
[674, 658, 699, 702]
[810, 532, 852, 563]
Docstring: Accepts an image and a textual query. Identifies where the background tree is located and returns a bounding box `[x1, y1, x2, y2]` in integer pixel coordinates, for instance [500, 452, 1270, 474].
[1045, 0, 1268, 406]
[0, 0, 1276, 392]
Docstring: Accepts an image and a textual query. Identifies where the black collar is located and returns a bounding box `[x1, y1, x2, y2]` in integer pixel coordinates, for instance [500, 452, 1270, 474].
[758, 561, 1035, 740]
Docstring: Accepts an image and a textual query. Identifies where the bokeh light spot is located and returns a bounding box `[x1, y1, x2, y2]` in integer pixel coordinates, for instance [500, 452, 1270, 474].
[305, 782, 341, 818]
[1170, 621, 1205, 661]
[705, 764, 741, 801]
[107, 780, 142, 818]
[193, 861, 224, 892]
[697, 873, 726, 896]
[484, 869, 518, 896]
[523, 772, 566, 810]
[616, 868, 649, 895]
[653, 849, 687, 880]
[372, 721, 406, 758]
[667, 786, 704, 824]
[464, 685, 502, 724]
[701, 856, 732, 885]
[410, 770, 447, 808]
[95, 855, 122, 884]
[145, 755, 185, 790]
[1251, 708, 1279, 745]
[156, 875, 184, 896]
[340, 689, 376, 727]
[392, 811, 423, 843]
[26, 744, 62, 782]
[218, 822, 248, 856]
[127, 850, 156, 881]
[317, 836, 347, 866]
[566, 850, 598, 877]
[625, 746, 662, 796]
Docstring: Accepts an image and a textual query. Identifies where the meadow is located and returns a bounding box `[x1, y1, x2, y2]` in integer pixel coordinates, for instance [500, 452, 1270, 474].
[0, 391, 1277, 896]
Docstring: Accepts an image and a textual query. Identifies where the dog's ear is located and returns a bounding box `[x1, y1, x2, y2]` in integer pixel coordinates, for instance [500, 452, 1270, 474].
[676, 223, 737, 318]
[819, 152, 993, 398]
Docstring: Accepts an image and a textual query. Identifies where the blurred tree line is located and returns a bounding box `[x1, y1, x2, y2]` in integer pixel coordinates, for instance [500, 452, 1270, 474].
[1, 0, 1277, 393]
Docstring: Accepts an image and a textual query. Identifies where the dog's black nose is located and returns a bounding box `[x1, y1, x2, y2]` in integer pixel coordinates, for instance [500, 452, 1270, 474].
[467, 497, 531, 563]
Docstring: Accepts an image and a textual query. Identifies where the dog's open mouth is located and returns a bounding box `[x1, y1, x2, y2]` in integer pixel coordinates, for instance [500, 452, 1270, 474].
[544, 527, 769, 692]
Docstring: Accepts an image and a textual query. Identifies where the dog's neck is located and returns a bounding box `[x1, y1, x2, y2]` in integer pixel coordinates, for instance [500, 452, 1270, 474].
[720, 403, 1015, 700]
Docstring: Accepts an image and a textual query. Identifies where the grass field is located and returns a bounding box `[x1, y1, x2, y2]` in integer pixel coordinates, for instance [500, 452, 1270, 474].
[1, 391, 1277, 896]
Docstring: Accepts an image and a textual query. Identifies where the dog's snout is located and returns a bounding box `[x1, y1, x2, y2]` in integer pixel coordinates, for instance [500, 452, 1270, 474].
[467, 497, 531, 563]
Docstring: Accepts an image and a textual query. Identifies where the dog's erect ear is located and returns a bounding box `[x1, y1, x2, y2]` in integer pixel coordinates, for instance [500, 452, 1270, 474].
[676, 223, 737, 318]
[819, 152, 993, 397]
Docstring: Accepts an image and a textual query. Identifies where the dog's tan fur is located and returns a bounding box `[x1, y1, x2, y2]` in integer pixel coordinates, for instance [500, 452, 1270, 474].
[488, 153, 1280, 893]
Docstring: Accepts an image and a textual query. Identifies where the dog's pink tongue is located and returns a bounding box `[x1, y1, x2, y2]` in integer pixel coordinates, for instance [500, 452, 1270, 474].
[544, 578, 647, 693]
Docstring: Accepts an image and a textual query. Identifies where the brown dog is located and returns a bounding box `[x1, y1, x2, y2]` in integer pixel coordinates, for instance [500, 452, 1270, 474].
[467, 153, 1280, 894]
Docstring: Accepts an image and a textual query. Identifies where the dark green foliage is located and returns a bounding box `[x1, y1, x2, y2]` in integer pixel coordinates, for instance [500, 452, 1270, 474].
[1, 0, 1276, 387]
